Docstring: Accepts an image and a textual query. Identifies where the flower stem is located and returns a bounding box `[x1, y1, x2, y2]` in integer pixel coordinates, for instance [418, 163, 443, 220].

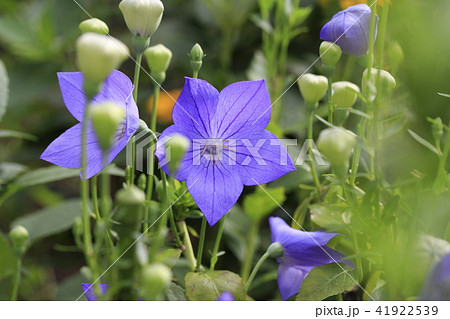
[161, 172, 182, 248]
[307, 109, 321, 191]
[10, 258, 22, 301]
[327, 77, 334, 124]
[209, 215, 226, 271]
[91, 175, 101, 220]
[177, 220, 197, 271]
[150, 86, 160, 132]
[241, 220, 259, 282]
[245, 252, 270, 292]
[195, 217, 207, 271]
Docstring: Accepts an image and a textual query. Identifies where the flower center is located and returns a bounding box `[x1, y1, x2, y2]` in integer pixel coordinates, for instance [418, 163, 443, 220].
[200, 138, 235, 165]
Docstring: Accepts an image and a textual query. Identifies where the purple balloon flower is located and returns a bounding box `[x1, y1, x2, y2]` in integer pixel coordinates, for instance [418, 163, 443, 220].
[155, 78, 295, 226]
[41, 70, 139, 179]
[269, 217, 350, 300]
[81, 283, 110, 301]
[217, 291, 235, 301]
[420, 253, 450, 301]
[320, 4, 378, 57]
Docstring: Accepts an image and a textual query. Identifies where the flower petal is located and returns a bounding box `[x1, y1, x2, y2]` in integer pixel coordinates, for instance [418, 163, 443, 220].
[186, 161, 243, 226]
[172, 77, 219, 138]
[213, 80, 271, 138]
[277, 263, 313, 300]
[217, 291, 235, 301]
[57, 70, 134, 122]
[81, 283, 109, 301]
[228, 130, 295, 186]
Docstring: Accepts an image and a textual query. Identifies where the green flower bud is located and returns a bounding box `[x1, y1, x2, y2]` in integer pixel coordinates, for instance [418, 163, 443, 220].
[387, 41, 404, 72]
[116, 185, 146, 207]
[144, 44, 172, 73]
[79, 18, 109, 35]
[165, 134, 190, 176]
[138, 173, 147, 191]
[189, 43, 205, 75]
[76, 33, 129, 84]
[297, 74, 328, 105]
[119, 0, 164, 38]
[141, 263, 172, 300]
[331, 81, 360, 108]
[430, 117, 444, 144]
[91, 102, 125, 151]
[9, 225, 29, 250]
[362, 68, 396, 96]
[317, 127, 356, 168]
[320, 41, 342, 66]
[267, 242, 284, 258]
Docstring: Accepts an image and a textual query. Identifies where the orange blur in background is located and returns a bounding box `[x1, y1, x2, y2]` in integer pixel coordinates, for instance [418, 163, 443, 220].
[146, 88, 182, 124]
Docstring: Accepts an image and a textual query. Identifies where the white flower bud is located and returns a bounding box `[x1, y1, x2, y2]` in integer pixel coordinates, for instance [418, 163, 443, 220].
[332, 81, 360, 108]
[144, 44, 172, 73]
[91, 102, 125, 151]
[79, 18, 109, 35]
[76, 33, 129, 84]
[317, 127, 356, 168]
[119, 0, 164, 37]
[297, 73, 328, 105]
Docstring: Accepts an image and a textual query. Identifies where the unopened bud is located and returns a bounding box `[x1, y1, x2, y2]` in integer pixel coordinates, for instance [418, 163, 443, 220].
[145, 44, 172, 73]
[317, 127, 356, 168]
[332, 81, 360, 108]
[165, 134, 190, 176]
[189, 43, 205, 75]
[79, 18, 109, 35]
[9, 225, 29, 251]
[138, 173, 147, 191]
[91, 102, 125, 151]
[320, 41, 342, 66]
[430, 117, 444, 143]
[119, 0, 164, 38]
[116, 185, 146, 207]
[76, 33, 129, 84]
[362, 68, 396, 96]
[267, 242, 284, 258]
[297, 74, 328, 105]
[141, 263, 172, 300]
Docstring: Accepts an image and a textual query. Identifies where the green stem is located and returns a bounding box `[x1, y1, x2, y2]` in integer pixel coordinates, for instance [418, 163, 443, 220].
[177, 220, 197, 271]
[150, 86, 160, 132]
[209, 215, 226, 271]
[161, 172, 182, 248]
[241, 220, 259, 282]
[307, 110, 321, 191]
[196, 217, 208, 271]
[327, 76, 334, 124]
[10, 258, 22, 301]
[91, 175, 101, 220]
[193, 70, 198, 79]
[245, 252, 270, 292]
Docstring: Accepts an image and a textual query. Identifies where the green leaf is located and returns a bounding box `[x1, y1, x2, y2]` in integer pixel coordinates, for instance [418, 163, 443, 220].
[11, 166, 80, 188]
[289, 6, 312, 27]
[438, 92, 450, 98]
[11, 199, 82, 243]
[250, 14, 273, 34]
[363, 270, 383, 301]
[0, 59, 8, 122]
[0, 129, 37, 141]
[165, 282, 187, 301]
[0, 162, 27, 187]
[185, 270, 246, 301]
[296, 263, 356, 301]
[243, 187, 285, 220]
[407, 129, 439, 155]
[0, 233, 17, 280]
[310, 204, 350, 232]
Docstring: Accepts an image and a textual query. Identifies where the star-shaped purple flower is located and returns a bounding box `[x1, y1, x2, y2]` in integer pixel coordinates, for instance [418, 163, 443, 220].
[155, 78, 295, 226]
[420, 253, 450, 301]
[269, 217, 350, 300]
[41, 70, 139, 179]
[82, 283, 110, 301]
[320, 4, 378, 57]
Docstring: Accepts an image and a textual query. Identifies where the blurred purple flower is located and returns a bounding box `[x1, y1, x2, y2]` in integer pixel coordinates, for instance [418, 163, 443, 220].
[320, 4, 378, 57]
[82, 283, 109, 301]
[420, 253, 450, 301]
[155, 78, 295, 226]
[41, 70, 139, 179]
[269, 217, 351, 300]
[217, 291, 235, 301]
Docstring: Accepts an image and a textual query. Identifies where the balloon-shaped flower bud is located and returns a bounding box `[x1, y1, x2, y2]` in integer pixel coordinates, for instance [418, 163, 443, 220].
[165, 134, 190, 176]
[362, 68, 396, 98]
[141, 263, 172, 300]
[320, 4, 378, 57]
[90, 102, 125, 151]
[79, 18, 109, 35]
[9, 225, 29, 255]
[297, 74, 328, 105]
[317, 127, 356, 169]
[332, 81, 360, 108]
[189, 43, 205, 76]
[138, 173, 147, 191]
[267, 242, 284, 258]
[119, 0, 164, 38]
[320, 41, 342, 66]
[76, 33, 129, 85]
[144, 44, 172, 83]
[116, 185, 146, 207]
[430, 117, 444, 144]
